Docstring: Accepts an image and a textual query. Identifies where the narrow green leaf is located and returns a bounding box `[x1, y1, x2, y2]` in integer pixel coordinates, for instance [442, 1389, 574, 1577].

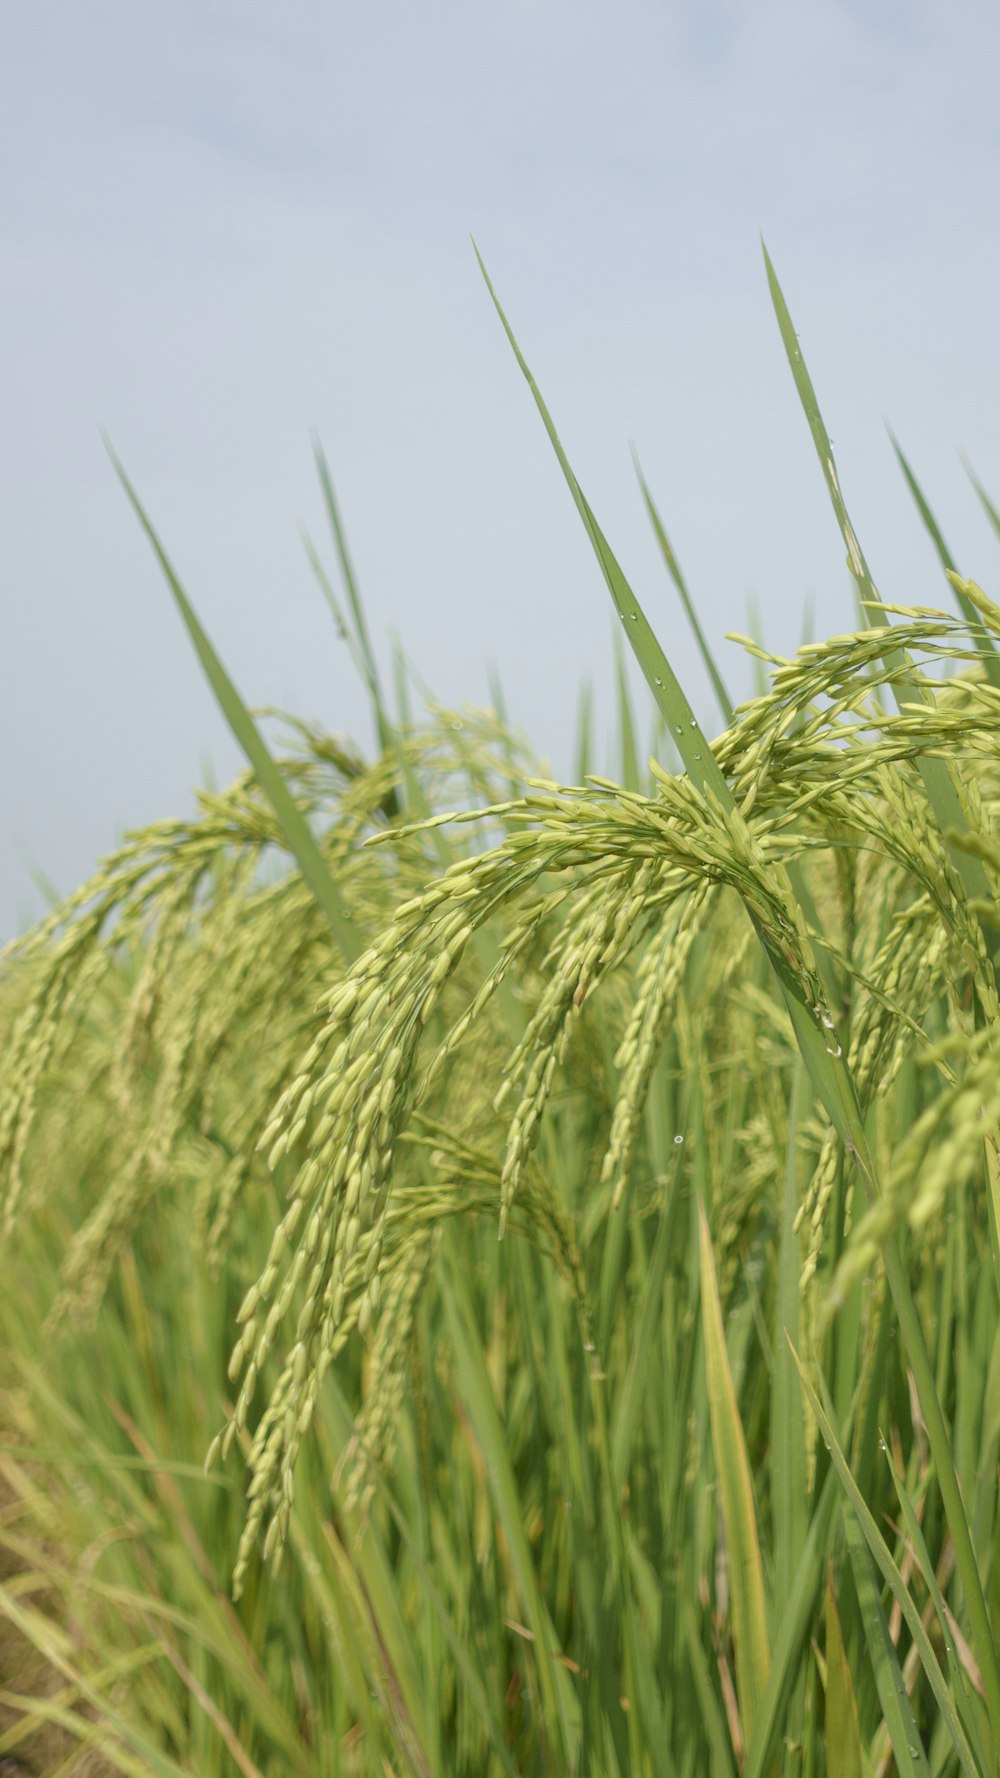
[761, 244, 880, 627]
[574, 679, 594, 781]
[843, 1508, 929, 1778]
[312, 438, 396, 757]
[771, 1058, 808, 1608]
[824, 1573, 867, 1778]
[699, 1202, 771, 1744]
[107, 444, 360, 964]
[474, 240, 729, 808]
[889, 429, 959, 575]
[790, 1345, 983, 1778]
[441, 1234, 578, 1773]
[761, 245, 998, 930]
[611, 1158, 678, 1485]
[881, 1430, 995, 1776]
[612, 627, 642, 790]
[631, 445, 734, 723]
[681, 1589, 739, 1778]
[888, 431, 1000, 688]
[964, 456, 1000, 546]
[733, 1462, 836, 1778]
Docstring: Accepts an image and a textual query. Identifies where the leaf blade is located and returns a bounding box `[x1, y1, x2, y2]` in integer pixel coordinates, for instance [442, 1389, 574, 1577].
[108, 443, 360, 964]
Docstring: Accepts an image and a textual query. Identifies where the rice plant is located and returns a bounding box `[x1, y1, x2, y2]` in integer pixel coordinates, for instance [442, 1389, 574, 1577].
[2, 247, 1000, 1777]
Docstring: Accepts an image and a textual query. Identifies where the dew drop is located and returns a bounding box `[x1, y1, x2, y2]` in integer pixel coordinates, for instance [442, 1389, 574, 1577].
[629, 611, 638, 621]
[675, 725, 683, 736]
[694, 753, 702, 761]
[654, 675, 662, 686]
[673, 1134, 684, 1146]
[825, 1044, 843, 1058]
[689, 717, 697, 728]
[451, 719, 464, 731]
[821, 1013, 835, 1030]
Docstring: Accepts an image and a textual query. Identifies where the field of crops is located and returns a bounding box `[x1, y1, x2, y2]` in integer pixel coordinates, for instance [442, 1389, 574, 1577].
[3, 254, 1000, 1778]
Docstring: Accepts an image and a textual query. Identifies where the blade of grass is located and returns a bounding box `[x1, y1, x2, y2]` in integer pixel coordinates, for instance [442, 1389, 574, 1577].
[761, 245, 998, 929]
[824, 1572, 867, 1778]
[311, 437, 396, 757]
[887, 431, 1000, 688]
[771, 1058, 808, 1610]
[889, 429, 959, 577]
[107, 444, 359, 966]
[612, 627, 642, 791]
[964, 456, 1000, 546]
[473, 240, 729, 809]
[574, 679, 594, 781]
[680, 1589, 739, 1778]
[881, 1430, 994, 1775]
[698, 1202, 771, 1746]
[631, 445, 734, 724]
[843, 1508, 930, 1778]
[790, 1346, 984, 1778]
[441, 1231, 579, 1775]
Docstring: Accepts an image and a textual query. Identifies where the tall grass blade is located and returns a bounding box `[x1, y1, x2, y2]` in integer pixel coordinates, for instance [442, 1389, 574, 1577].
[881, 1430, 994, 1774]
[107, 445, 360, 965]
[742, 1455, 839, 1778]
[889, 429, 959, 576]
[473, 241, 729, 808]
[964, 457, 1000, 546]
[612, 627, 642, 790]
[442, 1234, 578, 1774]
[631, 445, 734, 723]
[574, 679, 594, 781]
[843, 1510, 930, 1778]
[699, 1202, 771, 1746]
[761, 246, 998, 932]
[888, 432, 1000, 687]
[760, 243, 880, 628]
[312, 438, 396, 755]
[771, 1058, 808, 1609]
[790, 1346, 985, 1778]
[824, 1573, 866, 1778]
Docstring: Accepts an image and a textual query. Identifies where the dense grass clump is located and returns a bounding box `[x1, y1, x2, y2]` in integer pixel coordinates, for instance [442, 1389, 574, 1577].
[3, 250, 1000, 1777]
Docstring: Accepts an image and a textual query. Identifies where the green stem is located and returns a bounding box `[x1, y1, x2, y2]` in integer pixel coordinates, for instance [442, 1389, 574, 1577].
[879, 1230, 1000, 1771]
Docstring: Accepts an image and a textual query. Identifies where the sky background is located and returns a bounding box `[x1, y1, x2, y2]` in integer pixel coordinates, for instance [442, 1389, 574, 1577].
[3, 0, 999, 939]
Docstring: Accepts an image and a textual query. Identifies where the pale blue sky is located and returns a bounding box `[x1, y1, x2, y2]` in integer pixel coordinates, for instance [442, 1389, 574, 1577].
[3, 0, 999, 936]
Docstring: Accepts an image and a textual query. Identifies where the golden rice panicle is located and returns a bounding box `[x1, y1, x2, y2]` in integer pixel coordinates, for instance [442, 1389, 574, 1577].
[496, 862, 654, 1228]
[337, 1231, 434, 1521]
[831, 1025, 1000, 1303]
[601, 882, 711, 1208]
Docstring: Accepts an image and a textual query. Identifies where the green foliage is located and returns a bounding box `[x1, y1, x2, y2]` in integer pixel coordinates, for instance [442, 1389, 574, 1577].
[3, 255, 1000, 1776]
